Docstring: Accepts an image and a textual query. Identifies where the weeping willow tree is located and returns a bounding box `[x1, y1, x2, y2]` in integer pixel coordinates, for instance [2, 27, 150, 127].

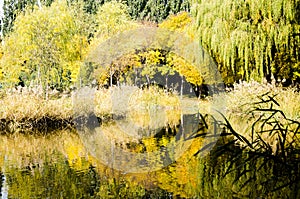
[191, 0, 300, 84]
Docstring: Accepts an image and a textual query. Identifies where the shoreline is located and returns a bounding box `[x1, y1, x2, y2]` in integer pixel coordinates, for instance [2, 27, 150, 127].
[0, 82, 299, 134]
[0, 117, 74, 134]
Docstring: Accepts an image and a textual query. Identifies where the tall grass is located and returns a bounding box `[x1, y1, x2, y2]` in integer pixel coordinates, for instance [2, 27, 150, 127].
[0, 86, 182, 132]
[0, 91, 73, 132]
[225, 81, 300, 120]
[1, 81, 299, 135]
[195, 81, 300, 153]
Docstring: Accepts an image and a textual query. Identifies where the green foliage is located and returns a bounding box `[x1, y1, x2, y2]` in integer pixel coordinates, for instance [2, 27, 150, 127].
[88, 0, 190, 22]
[166, 52, 203, 86]
[191, 0, 300, 84]
[93, 0, 190, 22]
[1, 0, 55, 37]
[139, 50, 166, 83]
[0, 1, 91, 94]
[159, 12, 203, 86]
[93, 1, 138, 41]
[1, 0, 189, 40]
[128, 0, 190, 22]
[272, 46, 300, 80]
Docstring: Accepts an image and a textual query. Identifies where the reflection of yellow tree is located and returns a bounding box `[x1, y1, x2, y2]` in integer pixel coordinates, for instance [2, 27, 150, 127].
[155, 136, 204, 198]
[0, 129, 99, 172]
[63, 133, 93, 171]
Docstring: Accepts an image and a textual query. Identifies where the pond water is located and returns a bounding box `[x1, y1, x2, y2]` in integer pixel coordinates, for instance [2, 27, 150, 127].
[0, 111, 299, 198]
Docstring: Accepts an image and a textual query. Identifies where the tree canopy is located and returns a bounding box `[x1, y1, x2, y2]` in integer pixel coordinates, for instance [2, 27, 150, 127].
[191, 0, 300, 84]
[1, 0, 189, 39]
[87, 11, 205, 89]
[1, 0, 299, 94]
[0, 0, 92, 95]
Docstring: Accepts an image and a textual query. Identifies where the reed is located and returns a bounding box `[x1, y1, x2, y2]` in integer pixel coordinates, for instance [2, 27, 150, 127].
[0, 91, 73, 132]
[0, 85, 182, 132]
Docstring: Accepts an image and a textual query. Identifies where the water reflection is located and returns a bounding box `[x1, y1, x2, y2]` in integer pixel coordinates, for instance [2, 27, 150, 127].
[0, 131, 166, 198]
[0, 120, 299, 198]
[78, 111, 206, 173]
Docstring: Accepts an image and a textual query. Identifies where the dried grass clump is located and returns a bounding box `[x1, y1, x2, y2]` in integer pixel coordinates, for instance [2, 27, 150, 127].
[94, 88, 112, 116]
[128, 86, 180, 111]
[193, 81, 300, 154]
[217, 81, 300, 154]
[0, 92, 73, 132]
[1, 93, 72, 119]
[0, 129, 93, 169]
[224, 80, 300, 120]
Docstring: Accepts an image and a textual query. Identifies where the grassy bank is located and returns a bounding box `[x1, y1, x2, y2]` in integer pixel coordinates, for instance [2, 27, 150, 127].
[0, 92, 73, 132]
[0, 86, 181, 133]
[212, 81, 300, 154]
[0, 83, 299, 137]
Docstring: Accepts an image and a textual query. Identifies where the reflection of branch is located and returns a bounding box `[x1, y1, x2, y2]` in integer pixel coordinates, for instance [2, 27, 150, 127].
[195, 93, 300, 196]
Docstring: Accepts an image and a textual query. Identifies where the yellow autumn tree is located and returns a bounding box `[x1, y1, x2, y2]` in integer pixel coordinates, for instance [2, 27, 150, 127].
[159, 12, 192, 32]
[159, 12, 204, 87]
[87, 1, 140, 86]
[88, 10, 204, 90]
[0, 0, 91, 96]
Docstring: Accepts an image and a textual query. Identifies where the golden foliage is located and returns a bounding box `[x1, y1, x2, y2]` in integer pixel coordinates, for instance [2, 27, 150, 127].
[0, 0, 90, 90]
[159, 12, 192, 32]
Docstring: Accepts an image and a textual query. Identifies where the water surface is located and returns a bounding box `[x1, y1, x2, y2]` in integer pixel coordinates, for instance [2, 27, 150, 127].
[0, 112, 299, 198]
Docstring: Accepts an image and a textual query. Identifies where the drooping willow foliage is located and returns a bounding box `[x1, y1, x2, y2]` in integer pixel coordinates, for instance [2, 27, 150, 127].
[191, 0, 300, 84]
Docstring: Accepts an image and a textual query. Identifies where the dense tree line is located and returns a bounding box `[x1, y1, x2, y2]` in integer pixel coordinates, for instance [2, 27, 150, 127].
[0, 1, 93, 98]
[0, 1, 199, 98]
[0, 0, 299, 97]
[0, 0, 189, 39]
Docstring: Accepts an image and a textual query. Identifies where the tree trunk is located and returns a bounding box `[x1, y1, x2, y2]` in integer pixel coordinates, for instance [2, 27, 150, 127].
[181, 112, 184, 139]
[165, 74, 168, 89]
[180, 75, 184, 99]
[110, 65, 113, 87]
[135, 69, 138, 86]
[0, 1, 4, 45]
[146, 75, 150, 84]
[37, 0, 42, 9]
